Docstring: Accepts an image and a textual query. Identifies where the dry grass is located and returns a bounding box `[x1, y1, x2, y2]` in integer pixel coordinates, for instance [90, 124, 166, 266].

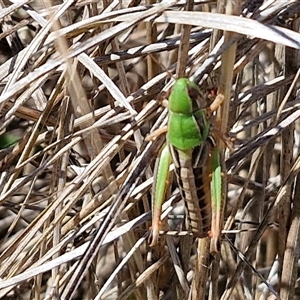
[1, 0, 300, 299]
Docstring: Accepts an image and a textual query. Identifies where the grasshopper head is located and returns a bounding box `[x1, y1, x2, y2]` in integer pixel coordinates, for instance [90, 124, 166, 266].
[169, 78, 207, 115]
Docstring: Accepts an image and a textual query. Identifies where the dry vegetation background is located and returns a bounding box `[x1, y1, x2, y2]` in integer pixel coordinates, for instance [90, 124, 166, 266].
[1, 0, 300, 299]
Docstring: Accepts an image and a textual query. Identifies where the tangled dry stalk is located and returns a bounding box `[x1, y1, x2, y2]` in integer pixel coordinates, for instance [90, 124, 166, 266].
[1, 0, 300, 299]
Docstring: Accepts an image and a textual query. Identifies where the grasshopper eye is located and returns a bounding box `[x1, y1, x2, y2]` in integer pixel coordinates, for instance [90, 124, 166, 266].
[188, 86, 207, 111]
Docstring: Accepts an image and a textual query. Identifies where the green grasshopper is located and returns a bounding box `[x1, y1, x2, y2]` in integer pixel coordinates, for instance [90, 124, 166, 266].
[150, 78, 222, 250]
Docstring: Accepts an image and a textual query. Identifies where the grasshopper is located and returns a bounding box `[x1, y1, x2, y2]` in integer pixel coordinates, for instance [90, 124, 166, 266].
[150, 78, 222, 250]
